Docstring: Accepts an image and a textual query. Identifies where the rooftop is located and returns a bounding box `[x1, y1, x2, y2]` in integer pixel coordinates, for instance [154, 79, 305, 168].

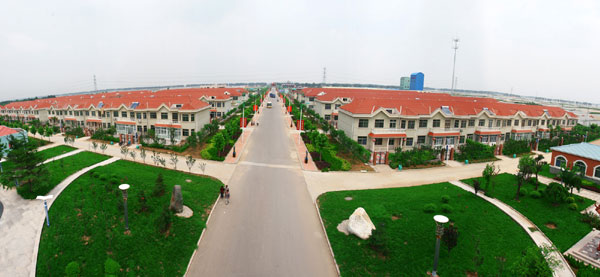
[551, 143, 600, 162]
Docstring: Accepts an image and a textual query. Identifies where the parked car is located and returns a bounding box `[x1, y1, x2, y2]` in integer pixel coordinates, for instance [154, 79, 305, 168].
[267, 102, 272, 108]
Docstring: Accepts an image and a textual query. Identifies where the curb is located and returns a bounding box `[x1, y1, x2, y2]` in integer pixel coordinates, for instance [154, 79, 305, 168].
[184, 195, 221, 276]
[313, 200, 341, 276]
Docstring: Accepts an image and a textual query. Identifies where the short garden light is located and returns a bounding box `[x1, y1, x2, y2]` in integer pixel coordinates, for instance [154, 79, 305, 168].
[36, 195, 54, 227]
[432, 215, 449, 276]
[119, 184, 130, 231]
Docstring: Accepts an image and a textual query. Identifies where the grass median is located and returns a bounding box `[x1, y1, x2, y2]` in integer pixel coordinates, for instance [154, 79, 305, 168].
[36, 160, 221, 276]
[318, 182, 536, 276]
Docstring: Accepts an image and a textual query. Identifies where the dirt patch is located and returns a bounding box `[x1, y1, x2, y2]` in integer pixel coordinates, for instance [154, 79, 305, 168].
[466, 271, 478, 277]
[391, 214, 401, 221]
[82, 235, 90, 245]
[336, 150, 374, 172]
[545, 222, 557, 229]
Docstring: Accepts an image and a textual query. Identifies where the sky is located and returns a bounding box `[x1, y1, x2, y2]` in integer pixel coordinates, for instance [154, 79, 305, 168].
[1, 0, 599, 103]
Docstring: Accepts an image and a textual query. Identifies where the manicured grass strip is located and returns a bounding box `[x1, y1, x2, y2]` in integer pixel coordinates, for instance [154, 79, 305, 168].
[36, 160, 221, 276]
[29, 136, 52, 147]
[19, 151, 111, 199]
[38, 145, 77, 161]
[318, 183, 536, 276]
[462, 173, 593, 251]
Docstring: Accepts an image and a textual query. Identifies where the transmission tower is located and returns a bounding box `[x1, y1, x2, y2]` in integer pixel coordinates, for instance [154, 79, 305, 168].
[322, 67, 327, 85]
[93, 74, 98, 92]
[451, 38, 459, 93]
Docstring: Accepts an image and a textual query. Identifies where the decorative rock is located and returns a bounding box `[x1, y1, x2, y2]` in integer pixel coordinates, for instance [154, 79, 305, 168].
[176, 205, 193, 218]
[337, 207, 376, 240]
[169, 185, 183, 213]
[344, 197, 353, 201]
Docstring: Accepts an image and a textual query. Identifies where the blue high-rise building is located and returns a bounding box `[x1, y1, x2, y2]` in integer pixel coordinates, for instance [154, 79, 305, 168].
[409, 72, 424, 90]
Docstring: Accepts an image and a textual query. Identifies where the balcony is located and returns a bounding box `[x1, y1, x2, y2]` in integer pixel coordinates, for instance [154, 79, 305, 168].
[428, 127, 461, 135]
[370, 128, 407, 136]
[475, 126, 502, 135]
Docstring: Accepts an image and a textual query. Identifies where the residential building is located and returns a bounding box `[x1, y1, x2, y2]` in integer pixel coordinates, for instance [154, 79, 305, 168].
[0, 126, 28, 157]
[550, 143, 600, 183]
[400, 77, 410, 90]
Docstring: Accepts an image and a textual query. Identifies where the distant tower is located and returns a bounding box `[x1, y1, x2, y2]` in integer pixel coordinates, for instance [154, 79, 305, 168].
[93, 74, 98, 92]
[400, 77, 411, 90]
[409, 72, 424, 91]
[451, 38, 459, 93]
[322, 67, 327, 85]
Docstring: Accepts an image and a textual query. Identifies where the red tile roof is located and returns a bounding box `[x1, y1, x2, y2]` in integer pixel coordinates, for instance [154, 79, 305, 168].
[0, 126, 19, 137]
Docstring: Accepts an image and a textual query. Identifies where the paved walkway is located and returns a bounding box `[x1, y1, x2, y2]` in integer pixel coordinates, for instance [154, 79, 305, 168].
[450, 180, 575, 277]
[0, 156, 119, 277]
[41, 149, 84, 165]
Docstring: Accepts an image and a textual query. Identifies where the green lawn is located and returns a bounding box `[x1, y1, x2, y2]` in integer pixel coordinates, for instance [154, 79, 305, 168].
[461, 173, 594, 251]
[29, 136, 52, 147]
[17, 151, 110, 199]
[318, 183, 537, 276]
[38, 145, 77, 161]
[36, 160, 221, 276]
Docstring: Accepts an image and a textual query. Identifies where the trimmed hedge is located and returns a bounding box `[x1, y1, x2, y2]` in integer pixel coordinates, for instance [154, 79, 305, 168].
[454, 139, 495, 161]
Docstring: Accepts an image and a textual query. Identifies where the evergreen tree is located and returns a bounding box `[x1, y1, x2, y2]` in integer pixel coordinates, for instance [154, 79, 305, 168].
[153, 173, 165, 197]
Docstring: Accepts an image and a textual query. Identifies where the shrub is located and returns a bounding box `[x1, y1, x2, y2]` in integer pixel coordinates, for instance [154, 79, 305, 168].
[388, 146, 439, 168]
[104, 258, 120, 277]
[581, 212, 600, 229]
[565, 197, 575, 204]
[441, 204, 453, 213]
[519, 188, 528, 196]
[569, 203, 578, 211]
[99, 174, 108, 181]
[423, 203, 437, 213]
[455, 139, 495, 161]
[152, 173, 165, 197]
[156, 207, 173, 234]
[529, 190, 541, 199]
[441, 195, 450, 203]
[110, 177, 119, 185]
[502, 139, 531, 156]
[65, 261, 80, 277]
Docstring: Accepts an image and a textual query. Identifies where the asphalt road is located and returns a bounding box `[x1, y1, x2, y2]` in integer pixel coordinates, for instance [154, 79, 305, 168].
[186, 90, 337, 277]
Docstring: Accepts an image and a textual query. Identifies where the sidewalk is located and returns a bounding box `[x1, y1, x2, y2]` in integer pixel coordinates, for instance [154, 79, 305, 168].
[0, 157, 119, 277]
[41, 149, 84, 165]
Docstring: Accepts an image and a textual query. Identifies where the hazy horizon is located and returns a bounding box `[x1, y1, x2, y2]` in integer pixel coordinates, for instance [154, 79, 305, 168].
[1, 0, 599, 103]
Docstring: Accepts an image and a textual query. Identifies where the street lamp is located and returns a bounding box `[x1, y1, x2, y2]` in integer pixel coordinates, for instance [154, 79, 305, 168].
[432, 215, 449, 276]
[119, 184, 130, 231]
[36, 195, 54, 227]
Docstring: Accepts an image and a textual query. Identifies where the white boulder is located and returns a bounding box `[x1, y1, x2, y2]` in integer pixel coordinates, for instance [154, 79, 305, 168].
[336, 207, 376, 240]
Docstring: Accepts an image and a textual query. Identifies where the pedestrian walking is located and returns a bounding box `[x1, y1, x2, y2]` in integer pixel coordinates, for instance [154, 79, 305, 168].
[220, 185, 224, 198]
[225, 185, 230, 205]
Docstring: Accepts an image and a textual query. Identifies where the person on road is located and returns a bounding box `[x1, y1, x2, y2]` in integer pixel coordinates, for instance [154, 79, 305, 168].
[225, 185, 230, 205]
[220, 185, 225, 198]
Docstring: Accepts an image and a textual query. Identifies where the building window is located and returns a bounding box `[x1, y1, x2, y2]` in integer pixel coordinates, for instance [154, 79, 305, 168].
[150, 112, 157, 119]
[496, 120, 501, 127]
[400, 120, 406, 129]
[417, 136, 426, 144]
[161, 113, 168, 120]
[375, 119, 384, 128]
[182, 129, 189, 136]
[325, 104, 331, 110]
[406, 138, 413, 146]
[468, 119, 475, 127]
[574, 161, 587, 175]
[514, 120, 519, 126]
[92, 111, 96, 116]
[388, 139, 395, 146]
[143, 113, 147, 119]
[357, 136, 367, 145]
[130, 112, 135, 118]
[407, 120, 415, 129]
[324, 115, 331, 121]
[459, 136, 465, 143]
[461, 120, 467, 128]
[136, 113, 142, 119]
[335, 104, 341, 109]
[191, 114, 195, 121]
[555, 156, 566, 167]
[86, 111, 90, 116]
[419, 119, 428, 128]
[528, 120, 532, 126]
[172, 113, 178, 121]
[478, 119, 485, 127]
[595, 166, 600, 178]
[488, 119, 493, 127]
[389, 120, 396, 128]
[358, 119, 368, 128]
[113, 111, 118, 117]
[432, 119, 440, 128]
[445, 120, 451, 129]
[374, 138, 383, 145]
[182, 114, 189, 122]
[467, 134, 474, 140]
[454, 120, 459, 128]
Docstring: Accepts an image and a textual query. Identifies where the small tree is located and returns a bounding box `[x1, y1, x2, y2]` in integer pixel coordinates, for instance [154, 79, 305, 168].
[442, 222, 459, 255]
[156, 207, 173, 234]
[482, 163, 500, 191]
[140, 148, 147, 164]
[120, 145, 129, 159]
[532, 154, 546, 190]
[314, 133, 329, 161]
[560, 166, 583, 195]
[100, 143, 108, 154]
[213, 133, 225, 156]
[30, 126, 37, 138]
[169, 153, 179, 170]
[509, 246, 557, 276]
[186, 155, 196, 173]
[153, 173, 165, 197]
[473, 179, 481, 195]
[129, 151, 137, 162]
[168, 127, 176, 146]
[198, 162, 207, 175]
[91, 141, 98, 152]
[516, 155, 535, 201]
[151, 150, 158, 166]
[137, 190, 150, 213]
[545, 182, 568, 204]
[158, 157, 166, 167]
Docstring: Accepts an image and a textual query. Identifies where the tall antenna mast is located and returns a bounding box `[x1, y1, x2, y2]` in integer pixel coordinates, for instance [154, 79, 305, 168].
[451, 38, 459, 94]
[93, 74, 98, 92]
[322, 67, 327, 85]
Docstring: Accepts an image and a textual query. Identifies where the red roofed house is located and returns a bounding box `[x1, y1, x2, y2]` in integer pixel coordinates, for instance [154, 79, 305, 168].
[0, 126, 28, 157]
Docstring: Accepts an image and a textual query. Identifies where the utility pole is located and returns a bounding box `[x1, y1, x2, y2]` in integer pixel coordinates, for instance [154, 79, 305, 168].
[93, 74, 98, 92]
[451, 38, 459, 94]
[322, 67, 327, 85]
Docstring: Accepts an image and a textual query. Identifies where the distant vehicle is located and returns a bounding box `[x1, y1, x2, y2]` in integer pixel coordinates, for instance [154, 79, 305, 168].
[267, 102, 272, 108]
[269, 93, 275, 98]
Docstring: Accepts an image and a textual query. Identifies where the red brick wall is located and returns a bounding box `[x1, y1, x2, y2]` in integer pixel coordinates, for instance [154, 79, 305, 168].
[551, 150, 600, 177]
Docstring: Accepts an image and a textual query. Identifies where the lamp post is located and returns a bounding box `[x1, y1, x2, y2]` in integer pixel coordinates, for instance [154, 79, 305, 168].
[432, 215, 449, 276]
[36, 195, 54, 227]
[119, 184, 130, 231]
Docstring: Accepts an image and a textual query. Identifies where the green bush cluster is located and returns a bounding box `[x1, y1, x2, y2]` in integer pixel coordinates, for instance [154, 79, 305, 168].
[388, 146, 439, 169]
[423, 203, 436, 213]
[529, 190, 541, 198]
[91, 128, 119, 143]
[65, 127, 85, 137]
[441, 204, 453, 213]
[454, 139, 495, 162]
[502, 139, 531, 156]
[441, 195, 450, 203]
[65, 261, 80, 277]
[568, 203, 578, 211]
[104, 258, 120, 277]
